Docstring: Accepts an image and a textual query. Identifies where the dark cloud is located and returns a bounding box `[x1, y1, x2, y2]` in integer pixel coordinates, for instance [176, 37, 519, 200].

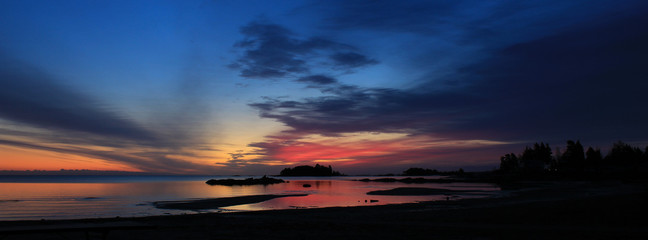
[230, 21, 377, 79]
[450, 13, 648, 141]
[329, 52, 378, 70]
[318, 0, 648, 38]
[250, 87, 477, 136]
[319, 0, 458, 35]
[0, 58, 157, 142]
[296, 75, 337, 85]
[250, 12, 648, 145]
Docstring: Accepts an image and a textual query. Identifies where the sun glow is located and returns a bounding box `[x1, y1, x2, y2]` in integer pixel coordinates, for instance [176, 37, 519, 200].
[245, 132, 512, 168]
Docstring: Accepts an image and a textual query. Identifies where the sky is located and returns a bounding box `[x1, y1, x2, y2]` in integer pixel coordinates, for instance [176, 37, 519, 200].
[1, 0, 647, 175]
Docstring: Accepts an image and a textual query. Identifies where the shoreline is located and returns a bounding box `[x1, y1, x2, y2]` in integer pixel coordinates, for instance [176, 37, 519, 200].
[153, 194, 308, 210]
[1, 181, 646, 239]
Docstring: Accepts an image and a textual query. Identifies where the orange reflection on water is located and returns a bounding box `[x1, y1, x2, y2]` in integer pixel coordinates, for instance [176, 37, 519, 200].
[0, 180, 273, 201]
[0, 178, 284, 220]
[222, 179, 494, 211]
[0, 177, 500, 220]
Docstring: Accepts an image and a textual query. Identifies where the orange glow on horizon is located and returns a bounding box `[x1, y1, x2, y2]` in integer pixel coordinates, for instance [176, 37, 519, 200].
[0, 146, 142, 172]
[251, 132, 511, 167]
[0, 126, 512, 174]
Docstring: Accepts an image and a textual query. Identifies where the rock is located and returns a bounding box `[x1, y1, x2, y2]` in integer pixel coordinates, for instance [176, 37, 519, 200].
[206, 176, 285, 186]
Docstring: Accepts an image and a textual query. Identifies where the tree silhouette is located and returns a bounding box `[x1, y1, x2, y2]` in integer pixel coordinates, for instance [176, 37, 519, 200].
[560, 140, 585, 173]
[402, 167, 438, 176]
[280, 164, 342, 176]
[604, 141, 643, 169]
[497, 140, 648, 179]
[499, 153, 519, 173]
[519, 143, 552, 173]
[585, 147, 602, 171]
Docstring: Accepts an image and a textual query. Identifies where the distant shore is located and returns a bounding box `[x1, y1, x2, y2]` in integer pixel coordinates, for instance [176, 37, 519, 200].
[1, 180, 646, 239]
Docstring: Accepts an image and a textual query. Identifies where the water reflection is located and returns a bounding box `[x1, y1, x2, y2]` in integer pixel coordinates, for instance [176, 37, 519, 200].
[222, 179, 499, 211]
[0, 176, 500, 220]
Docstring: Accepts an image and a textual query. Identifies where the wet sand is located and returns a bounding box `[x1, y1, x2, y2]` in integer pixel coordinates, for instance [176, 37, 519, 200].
[1, 181, 646, 240]
[154, 194, 308, 210]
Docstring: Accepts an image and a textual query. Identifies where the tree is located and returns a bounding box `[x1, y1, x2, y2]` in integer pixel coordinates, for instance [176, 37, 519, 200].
[560, 140, 585, 173]
[519, 142, 552, 173]
[403, 167, 438, 176]
[604, 141, 643, 169]
[499, 153, 519, 173]
[280, 164, 342, 176]
[585, 147, 602, 171]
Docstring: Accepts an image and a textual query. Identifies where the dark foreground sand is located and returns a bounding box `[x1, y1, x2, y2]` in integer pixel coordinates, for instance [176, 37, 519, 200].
[154, 194, 308, 210]
[1, 181, 646, 240]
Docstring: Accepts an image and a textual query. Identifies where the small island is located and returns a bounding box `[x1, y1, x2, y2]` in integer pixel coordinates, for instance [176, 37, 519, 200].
[401, 167, 465, 176]
[205, 176, 285, 186]
[279, 164, 343, 176]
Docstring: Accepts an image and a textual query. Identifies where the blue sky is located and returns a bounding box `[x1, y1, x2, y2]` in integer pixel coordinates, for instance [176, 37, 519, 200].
[1, 0, 647, 174]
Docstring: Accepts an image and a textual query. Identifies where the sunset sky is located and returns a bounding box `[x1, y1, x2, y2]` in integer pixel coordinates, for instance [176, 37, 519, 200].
[1, 0, 647, 175]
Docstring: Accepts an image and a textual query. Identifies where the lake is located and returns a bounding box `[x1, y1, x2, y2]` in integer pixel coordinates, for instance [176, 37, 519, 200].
[0, 175, 500, 221]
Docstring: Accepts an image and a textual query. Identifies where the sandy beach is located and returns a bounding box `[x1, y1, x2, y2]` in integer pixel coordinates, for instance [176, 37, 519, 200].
[0, 181, 646, 240]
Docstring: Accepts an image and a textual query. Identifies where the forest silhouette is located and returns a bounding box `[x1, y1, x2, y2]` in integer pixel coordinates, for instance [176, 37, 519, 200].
[279, 164, 343, 176]
[499, 140, 648, 179]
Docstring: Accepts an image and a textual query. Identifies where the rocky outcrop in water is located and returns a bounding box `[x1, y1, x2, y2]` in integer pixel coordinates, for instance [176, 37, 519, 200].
[206, 176, 285, 186]
[279, 164, 343, 176]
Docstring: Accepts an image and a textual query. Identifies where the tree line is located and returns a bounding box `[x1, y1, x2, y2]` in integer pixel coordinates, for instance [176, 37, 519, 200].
[279, 164, 343, 176]
[499, 140, 648, 176]
[402, 167, 464, 176]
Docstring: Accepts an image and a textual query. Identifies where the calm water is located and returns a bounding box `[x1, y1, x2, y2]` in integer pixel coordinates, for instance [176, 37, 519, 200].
[0, 175, 499, 220]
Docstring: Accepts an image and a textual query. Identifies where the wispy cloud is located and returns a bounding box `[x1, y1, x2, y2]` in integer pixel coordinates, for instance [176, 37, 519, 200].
[224, 132, 510, 173]
[249, 5, 648, 143]
[0, 56, 219, 174]
[0, 138, 219, 173]
[296, 75, 338, 85]
[229, 21, 377, 80]
[0, 57, 157, 142]
[236, 3, 648, 171]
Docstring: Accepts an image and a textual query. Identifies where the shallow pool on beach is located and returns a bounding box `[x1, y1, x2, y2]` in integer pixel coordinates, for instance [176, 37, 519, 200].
[0, 175, 500, 220]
